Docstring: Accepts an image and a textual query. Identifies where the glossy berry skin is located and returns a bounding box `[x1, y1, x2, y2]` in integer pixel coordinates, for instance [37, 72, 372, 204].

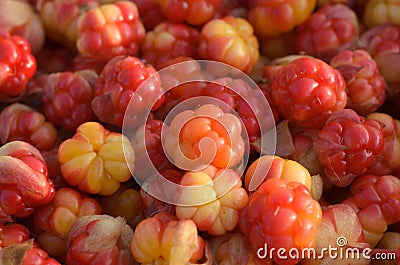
[0, 30, 36, 100]
[330, 49, 386, 116]
[33, 187, 102, 261]
[130, 0, 165, 30]
[141, 21, 200, 70]
[76, 1, 146, 62]
[295, 4, 359, 61]
[0, 225, 62, 264]
[270, 57, 347, 129]
[169, 76, 277, 144]
[164, 104, 244, 170]
[0, 141, 55, 224]
[91, 55, 164, 128]
[199, 16, 259, 74]
[360, 25, 400, 96]
[58, 121, 135, 195]
[42, 70, 98, 131]
[314, 109, 385, 187]
[239, 178, 322, 265]
[367, 113, 400, 176]
[22, 246, 61, 265]
[132, 119, 175, 181]
[361, 25, 400, 59]
[130, 211, 208, 264]
[158, 0, 223, 26]
[98, 184, 144, 228]
[202, 78, 277, 144]
[248, 0, 316, 38]
[0, 103, 59, 151]
[0, 223, 32, 248]
[244, 155, 312, 193]
[66, 215, 135, 265]
[344, 174, 400, 248]
[363, 0, 400, 28]
[176, 165, 249, 236]
[36, 0, 100, 49]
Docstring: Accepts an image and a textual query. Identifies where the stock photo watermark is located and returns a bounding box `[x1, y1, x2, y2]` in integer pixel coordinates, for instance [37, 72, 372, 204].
[123, 60, 277, 205]
[257, 236, 397, 261]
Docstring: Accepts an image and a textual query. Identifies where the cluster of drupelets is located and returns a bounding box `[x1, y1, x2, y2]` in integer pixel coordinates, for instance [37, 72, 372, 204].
[1, 0, 400, 265]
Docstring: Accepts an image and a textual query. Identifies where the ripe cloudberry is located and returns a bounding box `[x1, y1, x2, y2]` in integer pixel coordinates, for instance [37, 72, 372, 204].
[367, 113, 400, 176]
[270, 56, 347, 128]
[33, 187, 102, 261]
[201, 77, 277, 144]
[164, 104, 245, 170]
[363, 0, 400, 28]
[199, 16, 259, 74]
[167, 76, 277, 145]
[98, 184, 144, 228]
[244, 155, 312, 194]
[141, 21, 200, 70]
[260, 30, 296, 60]
[76, 1, 146, 62]
[344, 174, 400, 247]
[42, 70, 98, 131]
[248, 0, 316, 38]
[58, 121, 135, 195]
[158, 0, 223, 26]
[176, 165, 248, 236]
[239, 178, 322, 265]
[130, 211, 210, 264]
[330, 49, 386, 116]
[66, 215, 134, 265]
[295, 4, 359, 61]
[91, 55, 164, 128]
[130, 0, 165, 30]
[0, 103, 59, 151]
[36, 0, 100, 49]
[0, 30, 36, 100]
[0, 141, 55, 223]
[360, 25, 400, 97]
[314, 109, 385, 187]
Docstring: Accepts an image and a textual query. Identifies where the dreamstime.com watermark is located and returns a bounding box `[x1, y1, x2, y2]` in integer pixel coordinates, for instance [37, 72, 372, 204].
[256, 236, 397, 261]
[123, 60, 277, 206]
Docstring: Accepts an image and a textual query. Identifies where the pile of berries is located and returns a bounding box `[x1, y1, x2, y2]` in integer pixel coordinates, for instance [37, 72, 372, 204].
[1, 0, 400, 264]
